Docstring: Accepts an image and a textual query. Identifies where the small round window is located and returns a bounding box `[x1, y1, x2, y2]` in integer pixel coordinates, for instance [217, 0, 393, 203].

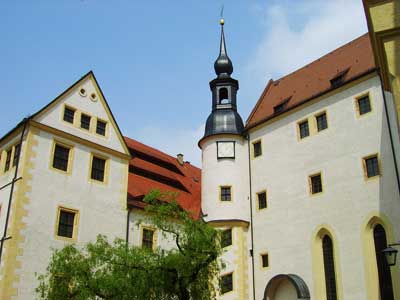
[79, 88, 87, 97]
[90, 93, 97, 102]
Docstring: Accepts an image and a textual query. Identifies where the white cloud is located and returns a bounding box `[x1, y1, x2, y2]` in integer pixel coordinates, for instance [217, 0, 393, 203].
[246, 0, 368, 82]
[133, 124, 204, 168]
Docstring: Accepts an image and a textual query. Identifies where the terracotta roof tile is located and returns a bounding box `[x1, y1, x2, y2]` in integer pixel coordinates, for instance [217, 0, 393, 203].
[246, 33, 376, 129]
[124, 136, 201, 219]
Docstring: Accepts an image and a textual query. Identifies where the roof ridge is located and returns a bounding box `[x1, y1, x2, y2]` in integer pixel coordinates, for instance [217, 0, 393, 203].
[275, 32, 369, 83]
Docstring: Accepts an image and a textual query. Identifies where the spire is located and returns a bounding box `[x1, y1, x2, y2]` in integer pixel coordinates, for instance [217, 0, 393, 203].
[214, 18, 233, 77]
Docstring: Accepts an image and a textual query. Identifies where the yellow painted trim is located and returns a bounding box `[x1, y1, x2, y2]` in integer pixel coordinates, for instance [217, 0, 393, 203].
[361, 212, 400, 300]
[29, 121, 131, 160]
[0, 126, 38, 298]
[220, 271, 234, 295]
[248, 71, 377, 134]
[139, 224, 158, 251]
[354, 91, 374, 119]
[220, 227, 233, 250]
[88, 152, 109, 185]
[49, 139, 75, 175]
[79, 111, 93, 132]
[308, 171, 324, 196]
[362, 153, 382, 181]
[61, 104, 78, 128]
[251, 139, 262, 159]
[311, 224, 344, 300]
[54, 206, 80, 243]
[94, 117, 109, 139]
[219, 185, 233, 202]
[256, 189, 267, 211]
[259, 252, 270, 270]
[3, 147, 13, 174]
[207, 220, 249, 228]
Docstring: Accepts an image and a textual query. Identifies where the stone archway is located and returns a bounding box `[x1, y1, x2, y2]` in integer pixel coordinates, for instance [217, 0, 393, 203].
[263, 274, 310, 300]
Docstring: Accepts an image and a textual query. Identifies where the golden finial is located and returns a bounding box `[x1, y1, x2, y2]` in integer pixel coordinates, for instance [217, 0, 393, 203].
[219, 5, 224, 25]
[220, 18, 225, 25]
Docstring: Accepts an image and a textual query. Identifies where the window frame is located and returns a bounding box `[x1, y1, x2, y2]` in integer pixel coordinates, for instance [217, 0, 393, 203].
[95, 118, 108, 137]
[252, 139, 262, 158]
[140, 225, 157, 251]
[88, 153, 109, 184]
[80, 113, 91, 131]
[362, 153, 381, 180]
[12, 143, 21, 168]
[54, 206, 79, 242]
[220, 272, 234, 295]
[315, 111, 328, 132]
[354, 92, 373, 118]
[221, 228, 233, 248]
[298, 119, 310, 140]
[260, 252, 270, 269]
[50, 140, 74, 175]
[257, 190, 267, 210]
[63, 105, 76, 124]
[4, 148, 12, 172]
[309, 172, 323, 195]
[219, 185, 232, 202]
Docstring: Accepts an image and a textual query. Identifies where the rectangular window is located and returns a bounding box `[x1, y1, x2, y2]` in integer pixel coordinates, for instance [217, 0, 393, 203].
[80, 114, 91, 130]
[220, 186, 231, 201]
[261, 253, 269, 268]
[53, 144, 70, 172]
[298, 120, 309, 139]
[142, 228, 154, 249]
[310, 173, 323, 194]
[91, 156, 106, 182]
[257, 191, 267, 210]
[63, 107, 75, 124]
[57, 209, 76, 238]
[221, 229, 232, 248]
[4, 149, 12, 172]
[96, 119, 107, 136]
[357, 95, 371, 115]
[12, 143, 21, 167]
[364, 155, 380, 178]
[220, 273, 233, 294]
[253, 140, 262, 158]
[316, 113, 328, 132]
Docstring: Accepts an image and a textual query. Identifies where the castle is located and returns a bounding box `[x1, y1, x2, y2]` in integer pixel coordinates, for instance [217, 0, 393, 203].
[1, 6, 400, 300]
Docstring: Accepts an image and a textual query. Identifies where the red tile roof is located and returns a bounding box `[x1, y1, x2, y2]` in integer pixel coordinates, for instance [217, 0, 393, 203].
[246, 33, 376, 129]
[124, 137, 201, 219]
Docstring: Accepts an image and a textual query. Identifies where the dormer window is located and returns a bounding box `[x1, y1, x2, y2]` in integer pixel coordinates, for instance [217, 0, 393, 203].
[273, 97, 291, 114]
[330, 68, 349, 88]
[219, 88, 229, 104]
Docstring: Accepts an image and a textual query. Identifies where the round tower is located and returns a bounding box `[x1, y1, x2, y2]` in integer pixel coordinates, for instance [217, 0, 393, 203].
[199, 19, 249, 224]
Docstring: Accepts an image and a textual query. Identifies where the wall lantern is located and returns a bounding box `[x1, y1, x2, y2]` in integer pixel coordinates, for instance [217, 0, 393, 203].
[383, 242, 400, 267]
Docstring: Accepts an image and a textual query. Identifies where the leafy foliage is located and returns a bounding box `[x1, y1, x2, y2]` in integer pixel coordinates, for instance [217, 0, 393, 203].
[36, 190, 222, 300]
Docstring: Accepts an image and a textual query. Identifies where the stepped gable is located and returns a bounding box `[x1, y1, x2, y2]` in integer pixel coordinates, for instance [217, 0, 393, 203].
[246, 33, 376, 130]
[124, 137, 201, 219]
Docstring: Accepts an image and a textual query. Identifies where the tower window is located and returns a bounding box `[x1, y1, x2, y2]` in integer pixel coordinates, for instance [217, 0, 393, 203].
[261, 253, 269, 268]
[220, 186, 231, 201]
[52, 144, 71, 172]
[63, 107, 75, 124]
[4, 149, 12, 172]
[257, 191, 267, 210]
[221, 228, 232, 248]
[322, 235, 338, 300]
[12, 143, 21, 167]
[357, 95, 372, 115]
[220, 273, 233, 294]
[219, 88, 229, 104]
[142, 228, 155, 250]
[316, 112, 328, 132]
[253, 140, 262, 158]
[298, 120, 310, 139]
[363, 155, 380, 178]
[80, 114, 91, 130]
[309, 173, 323, 194]
[90, 156, 106, 182]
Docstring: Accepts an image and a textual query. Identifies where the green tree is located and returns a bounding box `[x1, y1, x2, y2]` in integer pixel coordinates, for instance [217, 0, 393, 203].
[36, 190, 222, 300]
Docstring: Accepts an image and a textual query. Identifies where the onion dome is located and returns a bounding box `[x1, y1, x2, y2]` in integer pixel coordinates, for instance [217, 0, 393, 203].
[214, 18, 233, 77]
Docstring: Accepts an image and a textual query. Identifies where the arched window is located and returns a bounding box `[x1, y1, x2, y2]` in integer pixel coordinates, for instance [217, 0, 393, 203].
[219, 88, 229, 104]
[373, 224, 394, 300]
[322, 235, 337, 300]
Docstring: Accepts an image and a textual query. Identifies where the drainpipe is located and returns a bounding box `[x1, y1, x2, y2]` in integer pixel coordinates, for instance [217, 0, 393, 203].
[0, 118, 29, 264]
[246, 134, 256, 300]
[379, 75, 400, 195]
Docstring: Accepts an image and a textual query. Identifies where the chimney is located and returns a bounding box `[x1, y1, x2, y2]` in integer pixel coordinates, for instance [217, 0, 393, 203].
[177, 153, 184, 166]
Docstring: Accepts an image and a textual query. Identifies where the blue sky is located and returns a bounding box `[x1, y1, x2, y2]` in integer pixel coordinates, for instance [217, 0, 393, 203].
[0, 0, 367, 166]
